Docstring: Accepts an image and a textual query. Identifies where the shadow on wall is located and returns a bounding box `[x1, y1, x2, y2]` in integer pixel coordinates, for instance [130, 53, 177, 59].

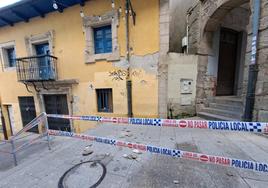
[169, 0, 199, 53]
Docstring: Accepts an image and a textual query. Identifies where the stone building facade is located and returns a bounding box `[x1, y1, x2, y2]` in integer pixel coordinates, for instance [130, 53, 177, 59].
[186, 0, 268, 121]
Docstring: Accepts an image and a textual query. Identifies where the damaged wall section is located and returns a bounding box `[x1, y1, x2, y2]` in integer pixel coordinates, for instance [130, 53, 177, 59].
[111, 53, 159, 117]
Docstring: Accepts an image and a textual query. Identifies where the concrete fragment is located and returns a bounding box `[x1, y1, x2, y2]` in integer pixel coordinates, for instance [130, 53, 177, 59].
[132, 149, 142, 154]
[123, 154, 138, 160]
[125, 133, 133, 137]
[82, 147, 94, 156]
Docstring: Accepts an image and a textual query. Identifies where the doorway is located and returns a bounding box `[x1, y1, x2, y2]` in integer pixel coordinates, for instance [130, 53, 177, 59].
[34, 43, 51, 80]
[43, 94, 71, 132]
[1, 105, 15, 136]
[18, 97, 38, 133]
[0, 108, 8, 140]
[216, 28, 239, 96]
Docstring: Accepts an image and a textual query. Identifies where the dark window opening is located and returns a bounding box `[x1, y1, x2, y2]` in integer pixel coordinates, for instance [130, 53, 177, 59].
[6, 47, 16, 67]
[18, 97, 38, 133]
[44, 94, 71, 132]
[94, 25, 112, 54]
[96, 89, 113, 113]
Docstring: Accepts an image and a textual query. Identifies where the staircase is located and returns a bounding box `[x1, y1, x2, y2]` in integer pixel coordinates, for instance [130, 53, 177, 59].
[198, 96, 243, 121]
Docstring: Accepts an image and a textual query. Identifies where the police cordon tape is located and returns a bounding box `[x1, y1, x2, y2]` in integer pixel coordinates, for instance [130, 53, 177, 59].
[47, 114, 268, 134]
[48, 129, 268, 173]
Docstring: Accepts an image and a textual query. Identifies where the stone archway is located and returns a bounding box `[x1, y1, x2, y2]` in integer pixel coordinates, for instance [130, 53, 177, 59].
[195, 0, 251, 112]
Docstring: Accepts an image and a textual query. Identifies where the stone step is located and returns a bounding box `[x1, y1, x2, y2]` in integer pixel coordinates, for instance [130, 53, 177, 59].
[197, 112, 238, 121]
[200, 107, 242, 120]
[209, 103, 243, 112]
[210, 97, 243, 106]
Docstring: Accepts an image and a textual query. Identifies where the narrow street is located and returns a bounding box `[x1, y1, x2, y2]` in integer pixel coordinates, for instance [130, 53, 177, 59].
[1, 121, 268, 188]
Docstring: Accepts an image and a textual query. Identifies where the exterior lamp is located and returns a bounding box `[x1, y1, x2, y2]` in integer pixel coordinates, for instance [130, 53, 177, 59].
[80, 10, 85, 18]
[53, 0, 58, 10]
[52, 0, 67, 11]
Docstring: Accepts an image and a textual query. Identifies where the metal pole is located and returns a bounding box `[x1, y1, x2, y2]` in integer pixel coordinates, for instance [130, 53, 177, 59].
[10, 139, 18, 166]
[243, 0, 261, 121]
[44, 114, 51, 150]
[186, 13, 189, 54]
[127, 80, 133, 117]
[125, 0, 133, 117]
[125, 0, 130, 61]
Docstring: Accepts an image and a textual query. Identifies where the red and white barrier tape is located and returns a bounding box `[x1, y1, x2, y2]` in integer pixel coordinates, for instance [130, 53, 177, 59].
[47, 114, 268, 134]
[48, 130, 268, 174]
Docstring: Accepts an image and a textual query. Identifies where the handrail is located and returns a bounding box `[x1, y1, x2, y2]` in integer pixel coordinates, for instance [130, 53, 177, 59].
[16, 54, 58, 60]
[0, 112, 51, 166]
[11, 112, 46, 139]
[16, 54, 58, 82]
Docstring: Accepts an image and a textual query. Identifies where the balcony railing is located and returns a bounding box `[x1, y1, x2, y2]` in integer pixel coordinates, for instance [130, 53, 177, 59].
[16, 55, 58, 82]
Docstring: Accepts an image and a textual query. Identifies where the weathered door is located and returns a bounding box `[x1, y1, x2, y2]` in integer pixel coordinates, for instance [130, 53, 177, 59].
[216, 28, 238, 96]
[44, 94, 71, 132]
[18, 97, 38, 133]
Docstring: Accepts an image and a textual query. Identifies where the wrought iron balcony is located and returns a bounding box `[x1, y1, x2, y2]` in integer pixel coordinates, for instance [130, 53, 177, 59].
[16, 55, 58, 82]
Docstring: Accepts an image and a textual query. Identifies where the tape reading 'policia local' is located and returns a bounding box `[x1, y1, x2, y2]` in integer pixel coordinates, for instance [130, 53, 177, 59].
[48, 130, 268, 174]
[47, 114, 268, 134]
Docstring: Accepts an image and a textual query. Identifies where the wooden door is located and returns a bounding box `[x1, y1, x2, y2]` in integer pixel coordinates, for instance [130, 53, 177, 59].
[216, 28, 239, 96]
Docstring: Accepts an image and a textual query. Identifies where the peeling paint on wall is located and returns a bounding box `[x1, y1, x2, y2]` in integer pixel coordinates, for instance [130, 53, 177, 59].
[112, 53, 159, 75]
[72, 96, 80, 113]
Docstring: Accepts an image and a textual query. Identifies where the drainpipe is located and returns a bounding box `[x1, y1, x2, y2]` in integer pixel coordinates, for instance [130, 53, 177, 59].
[125, 0, 133, 117]
[126, 0, 130, 62]
[243, 0, 261, 121]
[186, 11, 191, 54]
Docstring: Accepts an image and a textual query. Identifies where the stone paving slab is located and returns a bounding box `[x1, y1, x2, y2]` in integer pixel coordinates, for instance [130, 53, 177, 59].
[0, 119, 268, 188]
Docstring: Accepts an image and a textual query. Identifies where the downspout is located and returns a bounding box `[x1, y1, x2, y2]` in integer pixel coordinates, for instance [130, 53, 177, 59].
[186, 11, 190, 54]
[125, 0, 133, 117]
[243, 0, 261, 121]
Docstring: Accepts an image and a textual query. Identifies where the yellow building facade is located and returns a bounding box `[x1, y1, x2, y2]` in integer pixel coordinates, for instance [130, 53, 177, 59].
[0, 0, 170, 139]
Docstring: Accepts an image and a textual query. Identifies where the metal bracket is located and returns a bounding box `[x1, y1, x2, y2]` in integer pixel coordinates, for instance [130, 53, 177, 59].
[32, 82, 40, 93]
[23, 82, 33, 93]
[41, 81, 49, 90]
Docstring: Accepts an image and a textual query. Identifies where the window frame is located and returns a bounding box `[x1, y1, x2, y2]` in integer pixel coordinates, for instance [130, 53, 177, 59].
[83, 10, 120, 63]
[0, 41, 17, 71]
[93, 25, 112, 54]
[25, 30, 54, 56]
[96, 88, 113, 113]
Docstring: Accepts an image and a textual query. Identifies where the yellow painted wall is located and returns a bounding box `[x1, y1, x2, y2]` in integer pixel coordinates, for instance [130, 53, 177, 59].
[0, 0, 160, 135]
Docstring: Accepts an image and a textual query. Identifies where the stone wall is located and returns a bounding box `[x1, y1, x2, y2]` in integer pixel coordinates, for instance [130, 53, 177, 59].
[187, 2, 201, 54]
[158, 0, 170, 118]
[188, 0, 250, 109]
[251, 0, 268, 121]
[188, 0, 268, 121]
